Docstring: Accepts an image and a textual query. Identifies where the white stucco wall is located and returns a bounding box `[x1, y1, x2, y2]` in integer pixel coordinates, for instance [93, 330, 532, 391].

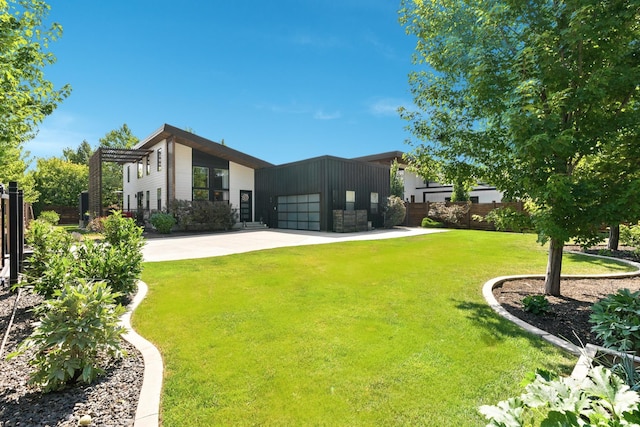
[174, 143, 192, 201]
[229, 162, 255, 219]
[402, 169, 503, 203]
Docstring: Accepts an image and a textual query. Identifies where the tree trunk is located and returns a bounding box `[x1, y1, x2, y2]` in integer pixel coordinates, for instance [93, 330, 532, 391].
[608, 224, 620, 251]
[544, 238, 564, 296]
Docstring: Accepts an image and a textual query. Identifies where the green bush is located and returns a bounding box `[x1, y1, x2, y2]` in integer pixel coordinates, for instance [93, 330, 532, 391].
[421, 217, 444, 228]
[102, 210, 144, 247]
[522, 294, 550, 315]
[620, 223, 640, 249]
[24, 220, 73, 292]
[9, 280, 126, 392]
[38, 210, 60, 225]
[484, 207, 532, 232]
[169, 200, 237, 231]
[479, 366, 640, 426]
[590, 289, 640, 352]
[383, 196, 406, 228]
[150, 212, 176, 234]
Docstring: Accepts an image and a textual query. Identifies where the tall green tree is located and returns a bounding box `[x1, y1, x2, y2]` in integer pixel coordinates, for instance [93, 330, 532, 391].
[0, 0, 70, 187]
[30, 157, 88, 214]
[400, 0, 640, 295]
[62, 139, 93, 165]
[98, 124, 138, 208]
[390, 159, 405, 198]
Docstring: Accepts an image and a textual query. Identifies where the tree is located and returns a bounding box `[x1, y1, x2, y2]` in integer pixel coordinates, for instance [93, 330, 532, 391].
[98, 124, 138, 208]
[0, 0, 70, 183]
[30, 157, 88, 214]
[62, 140, 94, 165]
[400, 0, 640, 295]
[390, 159, 404, 198]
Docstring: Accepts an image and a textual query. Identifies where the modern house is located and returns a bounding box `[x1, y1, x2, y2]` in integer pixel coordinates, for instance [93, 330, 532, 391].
[122, 124, 390, 232]
[353, 151, 503, 204]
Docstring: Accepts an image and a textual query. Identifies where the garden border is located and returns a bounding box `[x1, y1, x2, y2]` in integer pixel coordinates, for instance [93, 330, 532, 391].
[482, 251, 640, 357]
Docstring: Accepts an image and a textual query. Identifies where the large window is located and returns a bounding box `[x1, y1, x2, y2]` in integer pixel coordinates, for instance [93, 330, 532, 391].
[157, 148, 162, 171]
[370, 192, 379, 214]
[346, 190, 355, 211]
[193, 166, 210, 201]
[137, 161, 143, 179]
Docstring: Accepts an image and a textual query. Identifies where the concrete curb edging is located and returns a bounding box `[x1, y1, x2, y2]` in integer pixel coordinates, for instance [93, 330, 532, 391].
[482, 251, 640, 357]
[120, 281, 163, 427]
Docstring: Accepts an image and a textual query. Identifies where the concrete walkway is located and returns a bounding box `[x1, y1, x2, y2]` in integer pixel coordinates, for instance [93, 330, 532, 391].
[143, 227, 446, 262]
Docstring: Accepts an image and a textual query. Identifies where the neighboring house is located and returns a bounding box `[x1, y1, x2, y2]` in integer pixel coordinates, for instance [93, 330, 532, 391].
[122, 124, 390, 232]
[353, 151, 503, 204]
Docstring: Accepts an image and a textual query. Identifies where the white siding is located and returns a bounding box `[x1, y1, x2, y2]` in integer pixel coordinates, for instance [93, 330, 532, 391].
[122, 140, 167, 212]
[174, 143, 192, 201]
[229, 161, 255, 213]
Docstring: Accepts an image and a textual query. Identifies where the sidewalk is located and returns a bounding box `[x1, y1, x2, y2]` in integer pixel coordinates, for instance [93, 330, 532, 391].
[143, 227, 446, 262]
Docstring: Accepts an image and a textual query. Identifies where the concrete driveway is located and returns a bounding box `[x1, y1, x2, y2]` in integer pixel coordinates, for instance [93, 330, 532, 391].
[143, 227, 446, 262]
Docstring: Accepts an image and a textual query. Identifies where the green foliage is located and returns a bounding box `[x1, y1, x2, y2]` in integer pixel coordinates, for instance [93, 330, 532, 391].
[590, 289, 640, 353]
[169, 200, 237, 231]
[484, 207, 533, 233]
[399, 0, 640, 294]
[0, 0, 70, 189]
[9, 280, 126, 392]
[428, 201, 470, 225]
[620, 223, 640, 249]
[37, 210, 60, 225]
[150, 212, 177, 234]
[383, 195, 406, 228]
[62, 140, 94, 165]
[102, 210, 144, 247]
[421, 217, 444, 228]
[521, 295, 550, 316]
[99, 124, 138, 208]
[390, 159, 404, 198]
[479, 366, 640, 426]
[31, 157, 88, 214]
[86, 216, 105, 233]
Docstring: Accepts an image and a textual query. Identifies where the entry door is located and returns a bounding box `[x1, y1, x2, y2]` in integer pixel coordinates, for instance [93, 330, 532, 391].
[239, 190, 252, 222]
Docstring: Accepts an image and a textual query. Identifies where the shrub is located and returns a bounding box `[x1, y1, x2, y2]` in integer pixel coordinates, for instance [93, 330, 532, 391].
[620, 223, 640, 249]
[383, 196, 406, 228]
[484, 207, 532, 232]
[38, 210, 60, 225]
[427, 202, 470, 225]
[102, 210, 144, 247]
[168, 199, 237, 231]
[24, 220, 73, 291]
[590, 289, 640, 352]
[86, 216, 106, 233]
[479, 366, 640, 426]
[522, 294, 550, 315]
[9, 280, 126, 392]
[150, 212, 176, 234]
[421, 217, 444, 228]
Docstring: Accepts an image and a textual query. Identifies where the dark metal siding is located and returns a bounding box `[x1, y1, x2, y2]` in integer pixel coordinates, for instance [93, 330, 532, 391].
[255, 156, 390, 231]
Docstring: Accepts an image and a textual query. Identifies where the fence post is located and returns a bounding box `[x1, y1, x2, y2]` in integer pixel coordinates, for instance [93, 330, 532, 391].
[9, 182, 19, 285]
[1, 184, 6, 271]
[18, 189, 24, 273]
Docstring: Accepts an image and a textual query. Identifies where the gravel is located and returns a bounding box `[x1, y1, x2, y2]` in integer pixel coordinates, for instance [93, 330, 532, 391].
[0, 285, 144, 427]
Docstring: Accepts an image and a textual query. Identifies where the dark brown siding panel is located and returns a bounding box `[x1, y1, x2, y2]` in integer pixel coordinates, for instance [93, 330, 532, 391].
[255, 156, 390, 231]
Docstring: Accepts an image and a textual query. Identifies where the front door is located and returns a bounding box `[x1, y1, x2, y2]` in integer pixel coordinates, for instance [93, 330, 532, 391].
[239, 190, 252, 223]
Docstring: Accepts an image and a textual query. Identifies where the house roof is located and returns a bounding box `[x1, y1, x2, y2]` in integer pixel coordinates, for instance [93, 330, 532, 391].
[351, 151, 405, 165]
[135, 124, 274, 170]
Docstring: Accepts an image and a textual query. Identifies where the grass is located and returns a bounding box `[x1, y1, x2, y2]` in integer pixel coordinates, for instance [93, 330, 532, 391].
[134, 230, 633, 426]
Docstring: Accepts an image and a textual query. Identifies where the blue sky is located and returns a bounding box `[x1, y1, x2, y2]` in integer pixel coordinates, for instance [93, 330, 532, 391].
[29, 0, 418, 165]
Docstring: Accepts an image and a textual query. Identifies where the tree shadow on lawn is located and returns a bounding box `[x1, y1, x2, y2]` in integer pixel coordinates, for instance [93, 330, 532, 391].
[563, 251, 636, 271]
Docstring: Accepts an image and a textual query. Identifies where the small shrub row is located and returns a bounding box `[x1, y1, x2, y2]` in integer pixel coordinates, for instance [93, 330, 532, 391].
[168, 199, 237, 231]
[383, 196, 406, 228]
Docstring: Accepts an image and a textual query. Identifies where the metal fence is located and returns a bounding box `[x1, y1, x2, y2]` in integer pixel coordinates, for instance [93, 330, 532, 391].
[1, 182, 26, 286]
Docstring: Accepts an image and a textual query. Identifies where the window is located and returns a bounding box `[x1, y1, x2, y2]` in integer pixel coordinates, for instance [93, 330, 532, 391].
[193, 166, 210, 200]
[137, 161, 143, 179]
[346, 190, 355, 211]
[213, 168, 229, 189]
[146, 190, 150, 210]
[146, 156, 150, 175]
[127, 166, 130, 183]
[127, 194, 130, 211]
[157, 188, 162, 211]
[370, 192, 379, 214]
[157, 148, 162, 171]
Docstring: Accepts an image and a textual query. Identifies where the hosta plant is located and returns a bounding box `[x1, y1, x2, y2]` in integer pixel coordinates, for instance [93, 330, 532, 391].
[522, 295, 550, 315]
[9, 280, 126, 392]
[590, 289, 640, 353]
[479, 366, 640, 426]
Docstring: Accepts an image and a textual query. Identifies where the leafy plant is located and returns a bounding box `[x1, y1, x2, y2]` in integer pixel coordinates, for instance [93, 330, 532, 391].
[168, 200, 237, 231]
[427, 201, 470, 225]
[37, 210, 60, 225]
[522, 294, 550, 315]
[479, 366, 640, 426]
[86, 216, 106, 233]
[383, 195, 406, 228]
[9, 281, 126, 392]
[421, 217, 444, 228]
[620, 223, 640, 249]
[590, 289, 640, 352]
[23, 219, 73, 290]
[150, 212, 176, 234]
[102, 210, 144, 247]
[484, 207, 533, 233]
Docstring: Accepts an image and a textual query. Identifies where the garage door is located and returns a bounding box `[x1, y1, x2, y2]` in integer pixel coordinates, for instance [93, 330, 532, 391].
[277, 194, 321, 231]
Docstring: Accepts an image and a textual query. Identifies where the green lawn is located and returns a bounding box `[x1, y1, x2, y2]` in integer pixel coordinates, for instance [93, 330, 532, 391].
[134, 230, 632, 426]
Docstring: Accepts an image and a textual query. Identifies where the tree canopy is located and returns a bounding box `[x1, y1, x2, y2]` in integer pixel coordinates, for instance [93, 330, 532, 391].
[400, 0, 640, 295]
[98, 124, 139, 208]
[30, 157, 88, 213]
[0, 0, 70, 184]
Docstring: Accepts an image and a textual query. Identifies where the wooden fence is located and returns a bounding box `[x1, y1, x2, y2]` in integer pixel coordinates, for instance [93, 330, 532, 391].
[405, 201, 526, 230]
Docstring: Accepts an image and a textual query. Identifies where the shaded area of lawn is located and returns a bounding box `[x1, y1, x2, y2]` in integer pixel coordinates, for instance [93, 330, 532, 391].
[135, 230, 630, 426]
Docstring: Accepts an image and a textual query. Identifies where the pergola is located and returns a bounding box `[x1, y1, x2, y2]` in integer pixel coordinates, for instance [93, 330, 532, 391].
[88, 147, 152, 218]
